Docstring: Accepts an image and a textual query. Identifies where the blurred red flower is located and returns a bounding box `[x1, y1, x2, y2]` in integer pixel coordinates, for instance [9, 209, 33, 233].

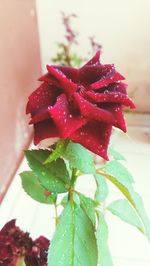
[0, 220, 49, 266]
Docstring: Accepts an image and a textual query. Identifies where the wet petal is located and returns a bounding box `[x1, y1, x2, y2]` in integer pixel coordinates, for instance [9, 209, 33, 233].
[105, 104, 127, 132]
[49, 94, 87, 138]
[85, 90, 135, 108]
[81, 50, 101, 67]
[39, 72, 61, 88]
[46, 65, 77, 94]
[91, 72, 125, 90]
[26, 82, 58, 115]
[29, 109, 50, 124]
[79, 64, 114, 85]
[71, 121, 112, 160]
[54, 66, 79, 83]
[106, 82, 128, 95]
[74, 93, 114, 123]
[34, 119, 60, 144]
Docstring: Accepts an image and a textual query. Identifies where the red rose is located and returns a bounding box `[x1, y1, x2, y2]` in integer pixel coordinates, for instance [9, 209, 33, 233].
[27, 51, 135, 160]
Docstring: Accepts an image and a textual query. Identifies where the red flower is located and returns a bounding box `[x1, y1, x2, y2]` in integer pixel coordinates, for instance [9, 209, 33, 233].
[27, 51, 135, 160]
[0, 220, 49, 266]
[25, 236, 49, 266]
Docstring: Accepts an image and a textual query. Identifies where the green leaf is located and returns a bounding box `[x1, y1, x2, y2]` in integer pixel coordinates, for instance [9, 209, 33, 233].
[48, 202, 98, 266]
[72, 192, 80, 205]
[131, 191, 150, 240]
[20, 171, 57, 204]
[78, 193, 97, 226]
[61, 195, 68, 207]
[94, 174, 108, 202]
[107, 199, 144, 232]
[96, 212, 113, 266]
[99, 168, 150, 241]
[25, 150, 70, 193]
[102, 160, 134, 184]
[64, 141, 95, 174]
[108, 147, 126, 161]
[44, 139, 69, 164]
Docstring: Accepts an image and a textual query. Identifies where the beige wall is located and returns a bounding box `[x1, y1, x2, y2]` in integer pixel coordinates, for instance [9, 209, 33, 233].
[0, 0, 41, 201]
[36, 0, 150, 113]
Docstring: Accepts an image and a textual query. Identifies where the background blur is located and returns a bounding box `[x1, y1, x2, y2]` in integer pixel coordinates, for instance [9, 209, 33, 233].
[0, 1, 150, 265]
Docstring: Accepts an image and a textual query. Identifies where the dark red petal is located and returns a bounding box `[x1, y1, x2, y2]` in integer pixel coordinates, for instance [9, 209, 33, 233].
[91, 72, 125, 90]
[49, 94, 87, 138]
[79, 64, 114, 85]
[106, 82, 128, 95]
[33, 236, 49, 250]
[0, 220, 16, 233]
[54, 66, 79, 83]
[39, 72, 61, 88]
[85, 91, 135, 108]
[81, 50, 100, 67]
[34, 119, 60, 144]
[29, 109, 50, 124]
[71, 121, 112, 160]
[73, 93, 114, 123]
[46, 65, 77, 94]
[105, 104, 127, 132]
[26, 83, 57, 115]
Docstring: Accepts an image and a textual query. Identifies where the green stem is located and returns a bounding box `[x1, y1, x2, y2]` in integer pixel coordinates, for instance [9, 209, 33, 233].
[68, 168, 79, 201]
[54, 203, 59, 226]
[68, 187, 74, 201]
[16, 257, 25, 266]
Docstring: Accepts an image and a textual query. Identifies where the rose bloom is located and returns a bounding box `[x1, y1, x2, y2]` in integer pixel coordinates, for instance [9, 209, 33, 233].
[27, 51, 135, 160]
[0, 220, 49, 266]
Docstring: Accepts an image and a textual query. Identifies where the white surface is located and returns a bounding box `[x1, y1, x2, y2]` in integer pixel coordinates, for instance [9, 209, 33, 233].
[0, 127, 150, 265]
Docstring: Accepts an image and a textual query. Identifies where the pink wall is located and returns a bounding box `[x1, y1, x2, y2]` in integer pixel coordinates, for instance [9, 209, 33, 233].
[0, 0, 41, 201]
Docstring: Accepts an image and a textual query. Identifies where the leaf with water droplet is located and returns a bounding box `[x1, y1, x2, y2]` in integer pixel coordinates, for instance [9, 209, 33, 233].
[99, 164, 150, 241]
[25, 150, 71, 193]
[101, 160, 134, 184]
[107, 199, 144, 233]
[96, 211, 113, 266]
[94, 173, 108, 202]
[48, 202, 98, 266]
[63, 141, 95, 174]
[20, 171, 57, 204]
[78, 192, 97, 226]
[44, 139, 69, 164]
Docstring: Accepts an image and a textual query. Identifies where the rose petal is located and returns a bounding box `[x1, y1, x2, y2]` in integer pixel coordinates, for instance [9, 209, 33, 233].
[49, 94, 87, 138]
[74, 93, 114, 123]
[26, 83, 57, 115]
[79, 64, 114, 85]
[54, 66, 79, 83]
[46, 65, 77, 94]
[105, 104, 127, 132]
[106, 82, 128, 95]
[81, 50, 100, 66]
[34, 119, 60, 144]
[29, 109, 50, 124]
[71, 121, 112, 160]
[85, 91, 135, 108]
[39, 72, 61, 88]
[91, 72, 125, 90]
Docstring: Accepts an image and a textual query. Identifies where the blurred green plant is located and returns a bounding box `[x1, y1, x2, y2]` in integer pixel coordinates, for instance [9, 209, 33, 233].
[51, 12, 102, 67]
